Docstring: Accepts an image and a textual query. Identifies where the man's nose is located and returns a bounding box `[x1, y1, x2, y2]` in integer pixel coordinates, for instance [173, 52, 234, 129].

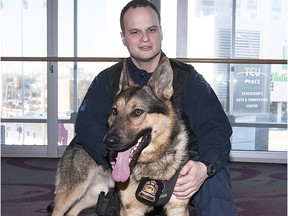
[140, 32, 150, 42]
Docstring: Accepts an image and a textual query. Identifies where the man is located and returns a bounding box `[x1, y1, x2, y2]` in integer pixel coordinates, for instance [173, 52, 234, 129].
[75, 0, 237, 215]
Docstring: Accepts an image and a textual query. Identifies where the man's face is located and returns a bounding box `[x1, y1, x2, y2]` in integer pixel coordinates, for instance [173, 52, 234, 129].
[121, 6, 163, 63]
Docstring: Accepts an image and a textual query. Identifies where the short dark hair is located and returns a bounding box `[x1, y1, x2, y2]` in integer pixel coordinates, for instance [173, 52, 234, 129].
[120, 0, 161, 32]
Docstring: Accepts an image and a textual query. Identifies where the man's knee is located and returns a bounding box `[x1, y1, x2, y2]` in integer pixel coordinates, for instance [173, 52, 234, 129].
[194, 197, 237, 216]
[191, 166, 237, 216]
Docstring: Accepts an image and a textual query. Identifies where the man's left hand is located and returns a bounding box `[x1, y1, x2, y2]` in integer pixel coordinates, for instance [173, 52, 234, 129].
[173, 160, 208, 200]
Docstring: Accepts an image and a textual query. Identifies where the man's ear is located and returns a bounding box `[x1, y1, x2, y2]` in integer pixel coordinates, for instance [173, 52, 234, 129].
[160, 26, 163, 41]
[147, 57, 174, 101]
[120, 32, 127, 46]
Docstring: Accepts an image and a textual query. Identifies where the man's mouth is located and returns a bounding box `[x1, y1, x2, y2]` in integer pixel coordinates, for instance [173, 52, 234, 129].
[139, 45, 152, 51]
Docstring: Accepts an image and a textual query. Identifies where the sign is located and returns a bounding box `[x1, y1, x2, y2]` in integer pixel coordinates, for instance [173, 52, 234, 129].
[232, 64, 271, 114]
[270, 69, 288, 102]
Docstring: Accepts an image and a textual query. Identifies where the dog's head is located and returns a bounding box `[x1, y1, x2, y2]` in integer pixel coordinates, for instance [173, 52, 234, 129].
[104, 57, 175, 182]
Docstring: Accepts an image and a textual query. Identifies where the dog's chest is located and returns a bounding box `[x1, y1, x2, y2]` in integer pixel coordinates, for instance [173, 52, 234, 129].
[131, 160, 179, 182]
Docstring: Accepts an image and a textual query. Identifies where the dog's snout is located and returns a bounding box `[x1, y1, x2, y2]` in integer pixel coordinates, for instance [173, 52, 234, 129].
[104, 134, 120, 148]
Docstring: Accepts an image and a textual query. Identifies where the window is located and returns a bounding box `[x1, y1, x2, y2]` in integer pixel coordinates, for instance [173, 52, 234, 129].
[247, 0, 257, 10]
[1, 0, 48, 146]
[1, 0, 287, 161]
[271, 0, 281, 12]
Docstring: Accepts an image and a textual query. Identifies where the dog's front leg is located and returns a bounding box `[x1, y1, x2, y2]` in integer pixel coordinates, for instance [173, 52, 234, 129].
[118, 183, 152, 216]
[119, 199, 152, 216]
[164, 196, 189, 216]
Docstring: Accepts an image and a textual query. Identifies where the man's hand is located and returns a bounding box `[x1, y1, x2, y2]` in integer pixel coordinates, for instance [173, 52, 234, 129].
[173, 160, 208, 200]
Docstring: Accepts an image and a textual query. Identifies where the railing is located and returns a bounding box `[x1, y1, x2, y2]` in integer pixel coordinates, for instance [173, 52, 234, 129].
[1, 56, 287, 130]
[1, 117, 287, 129]
[1, 56, 287, 64]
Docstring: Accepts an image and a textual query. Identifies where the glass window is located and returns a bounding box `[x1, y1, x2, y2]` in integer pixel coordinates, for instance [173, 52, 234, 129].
[271, 0, 281, 12]
[186, 0, 287, 153]
[1, 0, 47, 145]
[57, 1, 131, 146]
[161, 0, 177, 57]
[0, 0, 287, 155]
[58, 0, 74, 57]
[247, 0, 257, 10]
[1, 0, 47, 56]
[77, 0, 130, 57]
[1, 61, 47, 145]
[187, 1, 232, 58]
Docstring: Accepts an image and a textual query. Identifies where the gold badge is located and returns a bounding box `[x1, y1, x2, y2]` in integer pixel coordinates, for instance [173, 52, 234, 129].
[136, 177, 164, 206]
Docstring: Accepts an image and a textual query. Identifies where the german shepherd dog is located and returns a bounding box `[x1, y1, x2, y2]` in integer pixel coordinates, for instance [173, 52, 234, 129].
[50, 57, 190, 216]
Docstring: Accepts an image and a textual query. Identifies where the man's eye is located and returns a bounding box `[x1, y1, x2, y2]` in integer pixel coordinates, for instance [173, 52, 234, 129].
[148, 27, 158, 33]
[130, 30, 139, 35]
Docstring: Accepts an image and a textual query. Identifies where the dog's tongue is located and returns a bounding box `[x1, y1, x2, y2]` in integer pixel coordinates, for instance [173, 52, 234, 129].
[112, 148, 131, 182]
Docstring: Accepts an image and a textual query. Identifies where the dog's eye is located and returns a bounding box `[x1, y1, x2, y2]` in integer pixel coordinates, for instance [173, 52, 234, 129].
[112, 107, 118, 115]
[134, 108, 143, 116]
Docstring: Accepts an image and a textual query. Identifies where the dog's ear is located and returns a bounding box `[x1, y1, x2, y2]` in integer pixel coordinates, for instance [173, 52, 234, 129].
[118, 60, 138, 92]
[148, 57, 174, 101]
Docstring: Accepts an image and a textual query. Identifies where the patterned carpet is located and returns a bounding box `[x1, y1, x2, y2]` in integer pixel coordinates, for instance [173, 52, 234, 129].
[1, 158, 287, 216]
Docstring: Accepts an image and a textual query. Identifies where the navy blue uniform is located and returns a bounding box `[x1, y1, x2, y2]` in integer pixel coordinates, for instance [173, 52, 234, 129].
[75, 55, 237, 215]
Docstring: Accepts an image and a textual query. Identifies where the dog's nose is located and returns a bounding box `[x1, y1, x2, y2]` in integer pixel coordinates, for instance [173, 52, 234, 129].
[104, 135, 119, 148]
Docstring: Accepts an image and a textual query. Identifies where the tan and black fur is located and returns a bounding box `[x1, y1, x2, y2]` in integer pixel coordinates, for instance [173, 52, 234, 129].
[50, 139, 114, 216]
[50, 57, 189, 216]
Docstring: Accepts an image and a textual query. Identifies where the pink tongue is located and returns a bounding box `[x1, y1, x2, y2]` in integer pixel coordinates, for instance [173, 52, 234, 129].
[112, 148, 131, 182]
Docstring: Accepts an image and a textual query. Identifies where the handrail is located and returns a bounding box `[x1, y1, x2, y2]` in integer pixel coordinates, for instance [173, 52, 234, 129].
[0, 118, 73, 124]
[1, 56, 287, 129]
[1, 56, 287, 64]
[1, 117, 287, 128]
[230, 122, 287, 129]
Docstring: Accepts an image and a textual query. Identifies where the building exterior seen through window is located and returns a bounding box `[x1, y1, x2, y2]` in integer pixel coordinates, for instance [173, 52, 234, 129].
[0, 0, 287, 153]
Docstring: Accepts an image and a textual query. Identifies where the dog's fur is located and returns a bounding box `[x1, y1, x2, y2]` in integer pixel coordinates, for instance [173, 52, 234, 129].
[50, 57, 189, 216]
[50, 138, 114, 216]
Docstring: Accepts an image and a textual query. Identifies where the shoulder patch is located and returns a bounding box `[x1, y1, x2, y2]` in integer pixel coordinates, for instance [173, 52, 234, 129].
[79, 98, 88, 111]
